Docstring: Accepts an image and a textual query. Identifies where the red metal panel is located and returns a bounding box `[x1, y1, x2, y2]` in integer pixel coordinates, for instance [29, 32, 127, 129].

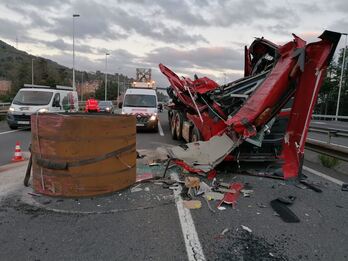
[281, 36, 337, 179]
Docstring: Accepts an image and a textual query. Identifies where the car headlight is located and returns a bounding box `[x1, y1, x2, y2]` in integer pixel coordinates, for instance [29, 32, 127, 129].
[106, 107, 110, 111]
[38, 108, 48, 113]
[150, 115, 157, 121]
[8, 107, 15, 112]
[121, 111, 126, 114]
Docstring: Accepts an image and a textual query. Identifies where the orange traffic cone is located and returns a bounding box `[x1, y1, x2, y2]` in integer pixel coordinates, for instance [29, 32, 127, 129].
[12, 141, 25, 162]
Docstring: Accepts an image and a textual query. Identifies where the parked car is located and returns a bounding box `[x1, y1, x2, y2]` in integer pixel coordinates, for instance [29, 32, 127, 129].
[98, 100, 114, 113]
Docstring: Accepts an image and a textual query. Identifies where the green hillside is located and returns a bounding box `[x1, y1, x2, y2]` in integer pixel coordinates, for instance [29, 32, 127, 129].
[0, 40, 133, 101]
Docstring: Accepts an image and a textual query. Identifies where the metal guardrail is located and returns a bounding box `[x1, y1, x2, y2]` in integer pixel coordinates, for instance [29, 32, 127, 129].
[0, 103, 10, 115]
[305, 139, 348, 162]
[306, 125, 348, 161]
[312, 114, 348, 120]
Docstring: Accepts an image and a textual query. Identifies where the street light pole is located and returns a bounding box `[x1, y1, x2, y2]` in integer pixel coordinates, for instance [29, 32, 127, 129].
[31, 58, 34, 84]
[72, 14, 80, 91]
[105, 53, 110, 101]
[336, 33, 348, 121]
[117, 67, 121, 108]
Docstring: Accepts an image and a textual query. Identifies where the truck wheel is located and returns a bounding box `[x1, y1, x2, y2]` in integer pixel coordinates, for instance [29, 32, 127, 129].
[175, 112, 183, 140]
[191, 126, 201, 142]
[168, 111, 173, 131]
[170, 112, 177, 140]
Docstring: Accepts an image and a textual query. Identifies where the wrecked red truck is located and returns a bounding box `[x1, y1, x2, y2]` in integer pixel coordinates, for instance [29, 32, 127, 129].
[159, 31, 341, 180]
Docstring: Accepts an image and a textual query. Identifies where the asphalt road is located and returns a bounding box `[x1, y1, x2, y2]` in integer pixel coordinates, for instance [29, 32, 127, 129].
[0, 116, 347, 260]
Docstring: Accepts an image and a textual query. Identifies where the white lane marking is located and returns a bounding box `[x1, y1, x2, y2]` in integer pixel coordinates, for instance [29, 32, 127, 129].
[158, 120, 164, 136]
[0, 129, 21, 135]
[306, 138, 348, 150]
[171, 173, 206, 261]
[303, 166, 344, 186]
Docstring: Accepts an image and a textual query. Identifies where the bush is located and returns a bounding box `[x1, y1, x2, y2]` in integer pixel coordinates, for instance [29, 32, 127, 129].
[318, 154, 340, 169]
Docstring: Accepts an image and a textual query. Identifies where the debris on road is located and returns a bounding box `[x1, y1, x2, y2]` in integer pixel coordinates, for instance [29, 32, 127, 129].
[167, 134, 236, 173]
[241, 225, 252, 233]
[205, 192, 224, 201]
[130, 184, 143, 193]
[270, 198, 300, 223]
[257, 203, 267, 208]
[221, 228, 229, 236]
[183, 200, 202, 209]
[241, 189, 254, 197]
[184, 176, 200, 189]
[217, 182, 244, 209]
[341, 183, 348, 192]
[136, 173, 154, 182]
[204, 196, 216, 213]
[299, 180, 323, 193]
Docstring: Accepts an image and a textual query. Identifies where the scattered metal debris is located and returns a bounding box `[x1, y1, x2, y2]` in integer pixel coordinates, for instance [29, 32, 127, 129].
[299, 180, 322, 193]
[270, 199, 300, 223]
[342, 183, 348, 192]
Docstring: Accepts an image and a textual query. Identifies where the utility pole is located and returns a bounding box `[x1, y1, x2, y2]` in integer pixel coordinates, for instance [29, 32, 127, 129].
[117, 67, 121, 108]
[105, 53, 110, 101]
[31, 58, 34, 84]
[72, 14, 80, 91]
[335, 33, 348, 121]
[81, 72, 84, 101]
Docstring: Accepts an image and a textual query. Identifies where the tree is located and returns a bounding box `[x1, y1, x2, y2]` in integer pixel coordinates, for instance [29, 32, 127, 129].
[315, 47, 348, 116]
[95, 80, 119, 100]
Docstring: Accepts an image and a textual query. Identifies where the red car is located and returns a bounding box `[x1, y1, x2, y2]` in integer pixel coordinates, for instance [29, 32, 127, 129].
[85, 98, 100, 112]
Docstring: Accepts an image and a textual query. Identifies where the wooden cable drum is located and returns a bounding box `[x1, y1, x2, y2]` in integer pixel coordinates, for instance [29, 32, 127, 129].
[31, 113, 136, 197]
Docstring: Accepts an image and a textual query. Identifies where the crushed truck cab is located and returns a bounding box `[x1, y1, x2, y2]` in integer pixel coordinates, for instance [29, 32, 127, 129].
[160, 30, 341, 179]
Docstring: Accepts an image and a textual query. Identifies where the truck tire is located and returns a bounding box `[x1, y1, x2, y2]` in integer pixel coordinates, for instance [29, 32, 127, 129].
[175, 112, 183, 140]
[170, 112, 177, 140]
[168, 111, 173, 131]
[191, 126, 201, 142]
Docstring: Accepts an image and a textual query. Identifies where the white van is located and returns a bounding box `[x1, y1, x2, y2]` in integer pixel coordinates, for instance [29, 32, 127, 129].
[121, 88, 159, 132]
[7, 84, 78, 129]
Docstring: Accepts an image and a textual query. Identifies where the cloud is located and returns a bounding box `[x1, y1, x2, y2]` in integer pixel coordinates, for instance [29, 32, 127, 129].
[44, 1, 207, 44]
[144, 46, 243, 71]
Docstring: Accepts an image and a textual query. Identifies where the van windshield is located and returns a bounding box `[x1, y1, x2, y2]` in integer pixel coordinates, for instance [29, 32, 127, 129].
[13, 90, 53, 105]
[124, 94, 156, 108]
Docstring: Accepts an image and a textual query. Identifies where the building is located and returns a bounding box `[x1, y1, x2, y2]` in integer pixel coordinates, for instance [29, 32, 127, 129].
[76, 80, 101, 100]
[0, 80, 12, 95]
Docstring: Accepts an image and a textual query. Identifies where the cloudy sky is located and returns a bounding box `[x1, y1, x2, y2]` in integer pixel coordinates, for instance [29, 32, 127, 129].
[0, 0, 347, 86]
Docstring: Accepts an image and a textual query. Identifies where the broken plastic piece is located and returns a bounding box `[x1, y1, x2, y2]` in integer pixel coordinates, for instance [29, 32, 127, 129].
[167, 134, 236, 173]
[197, 181, 211, 196]
[183, 200, 202, 209]
[241, 225, 252, 233]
